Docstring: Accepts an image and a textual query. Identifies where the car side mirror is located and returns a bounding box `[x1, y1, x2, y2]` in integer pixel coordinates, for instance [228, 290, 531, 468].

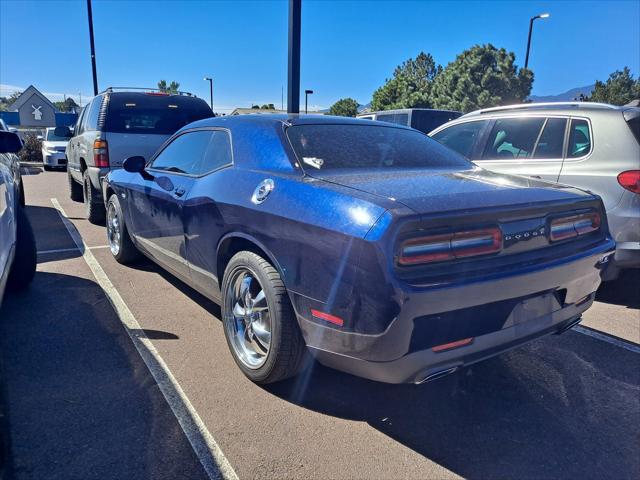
[123, 155, 146, 173]
[54, 126, 71, 137]
[0, 131, 23, 154]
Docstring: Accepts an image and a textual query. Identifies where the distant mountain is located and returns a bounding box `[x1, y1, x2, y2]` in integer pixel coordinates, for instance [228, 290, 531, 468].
[529, 84, 595, 103]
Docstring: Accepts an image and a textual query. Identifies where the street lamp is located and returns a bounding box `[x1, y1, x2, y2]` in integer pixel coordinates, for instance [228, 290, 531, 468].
[203, 77, 213, 112]
[525, 13, 550, 69]
[304, 89, 313, 114]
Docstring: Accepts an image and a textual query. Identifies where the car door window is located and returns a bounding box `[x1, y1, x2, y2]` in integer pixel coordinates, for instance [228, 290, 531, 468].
[532, 118, 567, 159]
[149, 130, 213, 174]
[75, 107, 87, 135]
[567, 119, 592, 158]
[431, 120, 487, 159]
[191, 130, 232, 175]
[482, 118, 545, 160]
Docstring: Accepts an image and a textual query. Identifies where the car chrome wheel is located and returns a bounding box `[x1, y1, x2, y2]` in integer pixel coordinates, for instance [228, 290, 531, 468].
[106, 201, 121, 256]
[224, 268, 272, 369]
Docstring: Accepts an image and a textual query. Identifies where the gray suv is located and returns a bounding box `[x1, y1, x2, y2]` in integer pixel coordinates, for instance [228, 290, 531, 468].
[67, 88, 213, 223]
[430, 102, 640, 279]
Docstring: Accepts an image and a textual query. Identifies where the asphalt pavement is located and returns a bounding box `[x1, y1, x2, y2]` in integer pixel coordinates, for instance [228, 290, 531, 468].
[1, 166, 638, 480]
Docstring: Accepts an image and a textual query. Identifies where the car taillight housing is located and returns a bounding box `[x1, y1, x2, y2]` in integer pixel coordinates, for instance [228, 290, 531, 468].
[398, 227, 502, 266]
[93, 139, 109, 168]
[617, 170, 640, 194]
[549, 212, 600, 242]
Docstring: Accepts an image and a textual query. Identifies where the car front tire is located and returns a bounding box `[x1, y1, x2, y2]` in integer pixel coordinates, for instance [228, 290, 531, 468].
[7, 205, 36, 292]
[106, 194, 140, 265]
[83, 171, 105, 225]
[68, 170, 83, 202]
[222, 251, 306, 384]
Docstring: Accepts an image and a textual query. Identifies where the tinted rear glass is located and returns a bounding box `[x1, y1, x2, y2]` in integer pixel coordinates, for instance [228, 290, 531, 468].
[105, 95, 213, 135]
[411, 110, 462, 134]
[286, 124, 471, 173]
[376, 113, 410, 126]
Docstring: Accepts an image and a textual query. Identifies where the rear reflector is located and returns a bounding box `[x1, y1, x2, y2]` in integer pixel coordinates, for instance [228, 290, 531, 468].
[93, 139, 109, 168]
[549, 212, 600, 242]
[311, 309, 344, 327]
[617, 170, 640, 194]
[432, 337, 473, 352]
[398, 227, 502, 266]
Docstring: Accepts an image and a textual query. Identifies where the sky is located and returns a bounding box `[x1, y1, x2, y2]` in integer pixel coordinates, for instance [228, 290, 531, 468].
[1, 0, 639, 113]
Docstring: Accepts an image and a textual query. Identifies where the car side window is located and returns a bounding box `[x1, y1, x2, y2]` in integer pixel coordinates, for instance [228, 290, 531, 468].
[75, 107, 87, 135]
[150, 130, 213, 175]
[567, 119, 592, 158]
[532, 118, 567, 159]
[431, 120, 487, 159]
[190, 130, 232, 175]
[84, 97, 102, 131]
[482, 118, 545, 160]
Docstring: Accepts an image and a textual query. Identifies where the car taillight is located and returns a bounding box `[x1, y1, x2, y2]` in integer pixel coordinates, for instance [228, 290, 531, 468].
[549, 212, 600, 242]
[93, 139, 109, 168]
[617, 170, 640, 194]
[398, 227, 502, 266]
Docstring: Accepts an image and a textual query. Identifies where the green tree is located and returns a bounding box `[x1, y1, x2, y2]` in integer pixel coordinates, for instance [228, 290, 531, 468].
[371, 52, 441, 111]
[53, 97, 79, 112]
[157, 80, 180, 94]
[260, 103, 276, 110]
[328, 97, 359, 117]
[585, 67, 640, 105]
[431, 44, 533, 113]
[0, 91, 22, 111]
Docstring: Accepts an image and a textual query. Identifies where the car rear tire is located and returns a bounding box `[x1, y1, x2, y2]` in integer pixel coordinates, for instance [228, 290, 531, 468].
[43, 165, 51, 172]
[7, 205, 36, 292]
[106, 194, 140, 265]
[222, 251, 306, 384]
[68, 170, 83, 202]
[83, 171, 105, 225]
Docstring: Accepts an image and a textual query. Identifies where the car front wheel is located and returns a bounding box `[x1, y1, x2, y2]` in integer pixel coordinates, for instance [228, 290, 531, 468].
[68, 170, 83, 202]
[7, 205, 36, 292]
[83, 171, 105, 224]
[106, 194, 140, 265]
[222, 251, 306, 384]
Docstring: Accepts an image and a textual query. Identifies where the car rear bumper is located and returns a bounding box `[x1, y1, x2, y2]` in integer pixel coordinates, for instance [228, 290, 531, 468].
[295, 239, 615, 383]
[607, 191, 640, 269]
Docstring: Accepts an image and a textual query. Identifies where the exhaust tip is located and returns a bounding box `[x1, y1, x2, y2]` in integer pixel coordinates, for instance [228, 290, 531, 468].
[415, 366, 459, 384]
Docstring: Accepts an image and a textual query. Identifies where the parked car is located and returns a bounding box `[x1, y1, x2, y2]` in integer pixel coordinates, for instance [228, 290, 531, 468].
[67, 88, 213, 224]
[41, 126, 72, 171]
[103, 115, 614, 385]
[429, 102, 640, 279]
[357, 108, 462, 134]
[0, 131, 36, 307]
[0, 119, 25, 207]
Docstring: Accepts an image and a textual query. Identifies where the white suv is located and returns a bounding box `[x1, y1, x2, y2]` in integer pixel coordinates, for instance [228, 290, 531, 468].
[430, 102, 640, 279]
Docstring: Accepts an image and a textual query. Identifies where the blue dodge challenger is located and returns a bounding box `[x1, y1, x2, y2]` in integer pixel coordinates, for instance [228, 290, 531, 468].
[102, 114, 615, 384]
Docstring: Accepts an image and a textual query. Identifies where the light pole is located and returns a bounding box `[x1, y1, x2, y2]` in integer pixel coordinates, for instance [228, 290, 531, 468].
[203, 77, 213, 112]
[86, 0, 99, 95]
[287, 0, 301, 114]
[525, 13, 549, 69]
[304, 89, 313, 114]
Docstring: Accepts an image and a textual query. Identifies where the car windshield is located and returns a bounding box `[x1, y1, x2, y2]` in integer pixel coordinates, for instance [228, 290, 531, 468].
[286, 124, 472, 173]
[46, 129, 72, 141]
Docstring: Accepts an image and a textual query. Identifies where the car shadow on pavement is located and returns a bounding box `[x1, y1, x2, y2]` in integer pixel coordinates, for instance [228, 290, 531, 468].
[24, 205, 80, 262]
[596, 269, 640, 308]
[266, 332, 640, 480]
[0, 271, 207, 480]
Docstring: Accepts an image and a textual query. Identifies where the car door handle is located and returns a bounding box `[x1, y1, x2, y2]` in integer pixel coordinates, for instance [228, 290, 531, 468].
[174, 187, 186, 197]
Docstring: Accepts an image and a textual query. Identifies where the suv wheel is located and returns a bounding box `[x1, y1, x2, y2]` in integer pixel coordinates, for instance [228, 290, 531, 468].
[68, 170, 83, 202]
[222, 251, 306, 384]
[83, 171, 105, 224]
[106, 194, 140, 264]
[7, 205, 36, 292]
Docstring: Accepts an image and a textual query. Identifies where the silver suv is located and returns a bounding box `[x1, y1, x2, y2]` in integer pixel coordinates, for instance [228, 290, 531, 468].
[430, 102, 640, 279]
[67, 88, 212, 223]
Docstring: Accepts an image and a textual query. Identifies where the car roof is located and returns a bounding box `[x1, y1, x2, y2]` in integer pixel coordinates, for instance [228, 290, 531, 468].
[462, 102, 624, 118]
[359, 108, 461, 116]
[184, 113, 413, 130]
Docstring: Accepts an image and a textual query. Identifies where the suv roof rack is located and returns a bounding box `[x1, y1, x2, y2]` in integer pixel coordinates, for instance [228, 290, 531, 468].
[100, 87, 196, 97]
[464, 101, 619, 116]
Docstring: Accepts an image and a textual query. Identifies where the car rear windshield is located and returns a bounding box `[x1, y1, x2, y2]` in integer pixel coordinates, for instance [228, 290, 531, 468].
[105, 95, 213, 135]
[286, 124, 472, 173]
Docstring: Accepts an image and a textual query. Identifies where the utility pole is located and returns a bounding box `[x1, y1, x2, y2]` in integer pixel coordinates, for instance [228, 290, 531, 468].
[287, 0, 301, 114]
[86, 0, 99, 95]
[304, 89, 313, 114]
[204, 77, 214, 112]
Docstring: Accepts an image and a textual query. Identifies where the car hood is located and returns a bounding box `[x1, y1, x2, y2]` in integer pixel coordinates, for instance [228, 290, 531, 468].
[310, 167, 594, 215]
[42, 141, 69, 148]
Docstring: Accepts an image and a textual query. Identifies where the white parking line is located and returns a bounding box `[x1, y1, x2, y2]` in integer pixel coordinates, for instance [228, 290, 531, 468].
[50, 198, 238, 480]
[574, 325, 640, 354]
[37, 245, 110, 255]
